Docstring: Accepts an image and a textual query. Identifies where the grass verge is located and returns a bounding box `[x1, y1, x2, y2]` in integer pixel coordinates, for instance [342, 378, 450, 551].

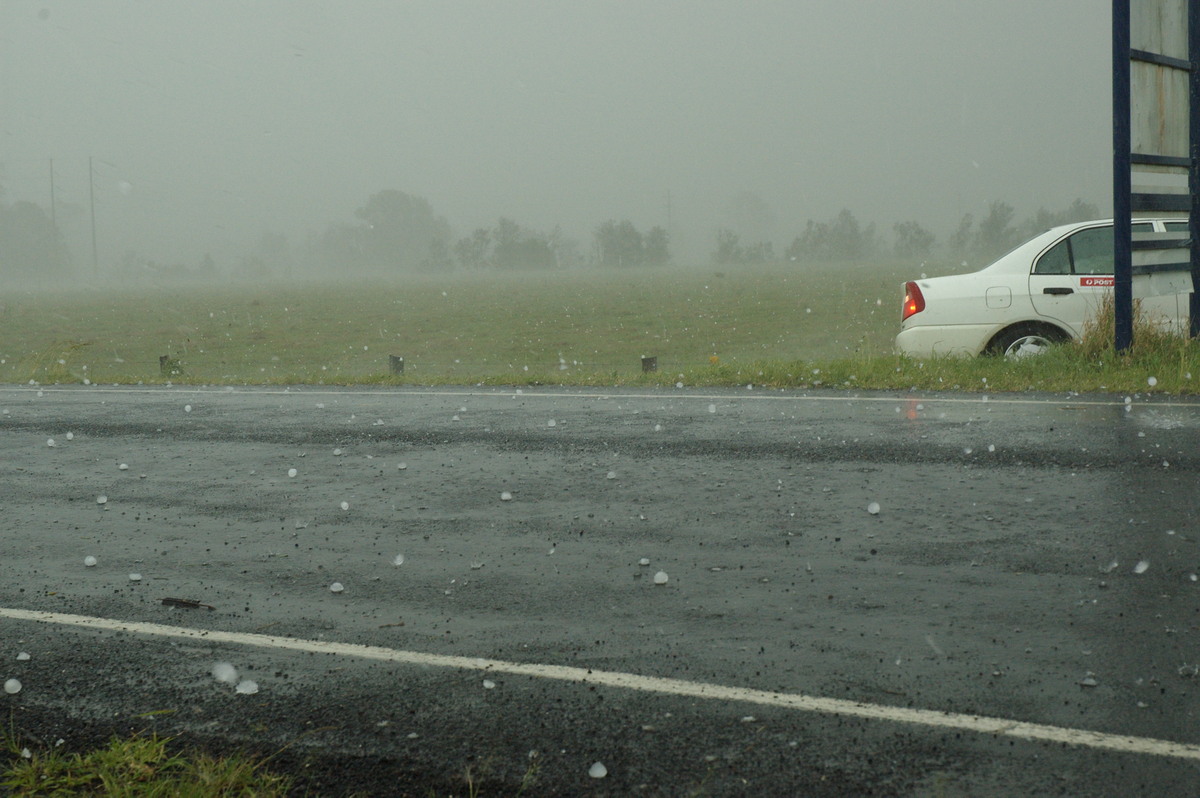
[1, 730, 291, 797]
[0, 267, 1195, 395]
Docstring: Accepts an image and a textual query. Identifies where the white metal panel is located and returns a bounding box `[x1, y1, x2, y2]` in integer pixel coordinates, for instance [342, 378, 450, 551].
[1131, 0, 1187, 59]
[1130, 60, 1190, 158]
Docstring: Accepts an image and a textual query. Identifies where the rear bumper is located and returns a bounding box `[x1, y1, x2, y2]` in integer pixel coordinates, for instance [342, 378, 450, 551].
[894, 324, 993, 357]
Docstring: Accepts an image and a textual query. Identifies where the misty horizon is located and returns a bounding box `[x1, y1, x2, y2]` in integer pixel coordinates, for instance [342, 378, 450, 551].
[1, 1, 1112, 273]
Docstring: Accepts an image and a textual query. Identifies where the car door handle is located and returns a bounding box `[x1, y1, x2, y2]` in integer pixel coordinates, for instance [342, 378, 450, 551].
[1043, 287, 1074, 295]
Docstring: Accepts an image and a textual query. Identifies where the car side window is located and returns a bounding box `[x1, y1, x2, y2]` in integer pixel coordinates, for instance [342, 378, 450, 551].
[1033, 224, 1152, 276]
[1068, 226, 1113, 275]
[1034, 241, 1070, 274]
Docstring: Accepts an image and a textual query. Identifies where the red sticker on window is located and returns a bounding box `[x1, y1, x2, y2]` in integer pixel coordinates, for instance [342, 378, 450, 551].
[1079, 276, 1114, 287]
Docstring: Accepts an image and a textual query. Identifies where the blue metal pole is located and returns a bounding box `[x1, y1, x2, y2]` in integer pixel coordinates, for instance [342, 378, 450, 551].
[1191, 0, 1200, 337]
[1113, 0, 1133, 352]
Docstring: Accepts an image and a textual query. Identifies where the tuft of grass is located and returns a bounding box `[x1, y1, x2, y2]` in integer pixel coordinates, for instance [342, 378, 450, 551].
[1, 731, 292, 797]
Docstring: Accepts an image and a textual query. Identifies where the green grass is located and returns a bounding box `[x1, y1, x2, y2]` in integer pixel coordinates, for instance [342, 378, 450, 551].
[1, 732, 291, 797]
[0, 261, 1196, 395]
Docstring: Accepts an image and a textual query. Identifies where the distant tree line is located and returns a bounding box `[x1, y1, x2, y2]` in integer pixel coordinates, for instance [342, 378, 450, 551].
[711, 197, 1101, 267]
[0, 178, 1105, 282]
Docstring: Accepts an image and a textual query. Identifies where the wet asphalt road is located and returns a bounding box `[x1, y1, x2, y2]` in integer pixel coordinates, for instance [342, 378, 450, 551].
[1, 384, 1199, 797]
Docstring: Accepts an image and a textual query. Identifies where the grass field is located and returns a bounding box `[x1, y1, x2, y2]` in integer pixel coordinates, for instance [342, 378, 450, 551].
[1, 260, 1197, 394]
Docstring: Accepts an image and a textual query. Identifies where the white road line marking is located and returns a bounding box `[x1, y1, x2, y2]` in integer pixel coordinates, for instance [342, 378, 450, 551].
[3, 385, 1197, 408]
[4, 606, 1199, 761]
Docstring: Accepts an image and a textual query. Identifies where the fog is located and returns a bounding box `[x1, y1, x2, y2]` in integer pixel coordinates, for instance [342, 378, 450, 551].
[0, 0, 1111, 279]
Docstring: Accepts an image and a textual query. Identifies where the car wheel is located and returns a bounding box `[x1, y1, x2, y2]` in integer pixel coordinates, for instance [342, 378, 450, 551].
[986, 325, 1067, 359]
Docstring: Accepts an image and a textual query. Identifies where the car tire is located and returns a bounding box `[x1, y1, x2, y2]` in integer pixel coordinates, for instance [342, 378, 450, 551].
[985, 324, 1069, 358]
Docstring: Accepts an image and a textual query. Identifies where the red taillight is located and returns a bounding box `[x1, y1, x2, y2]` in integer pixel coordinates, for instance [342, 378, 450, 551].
[902, 281, 925, 321]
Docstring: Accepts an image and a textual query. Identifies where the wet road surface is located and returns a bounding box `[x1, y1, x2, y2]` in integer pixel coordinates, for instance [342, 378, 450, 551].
[2, 385, 1199, 796]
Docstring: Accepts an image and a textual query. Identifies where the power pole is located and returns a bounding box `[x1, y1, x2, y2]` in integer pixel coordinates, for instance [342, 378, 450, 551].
[49, 158, 56, 228]
[89, 156, 98, 277]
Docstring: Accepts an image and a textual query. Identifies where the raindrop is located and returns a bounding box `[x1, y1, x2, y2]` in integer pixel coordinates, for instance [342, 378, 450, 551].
[500, 491, 513, 502]
[84, 555, 97, 567]
[128, 573, 142, 582]
[638, 558, 650, 566]
[470, 561, 484, 570]
[708, 404, 716, 413]
[288, 468, 298, 478]
[333, 448, 343, 456]
[65, 432, 74, 441]
[588, 762, 608, 779]
[606, 471, 617, 480]
[547, 419, 557, 427]
[963, 448, 973, 455]
[675, 381, 683, 389]
[483, 679, 496, 689]
[184, 405, 192, 413]
[4, 679, 21, 695]
[212, 662, 238, 683]
[16, 652, 30, 661]
[1134, 560, 1150, 574]
[96, 495, 108, 505]
[329, 582, 345, 593]
[235, 680, 259, 695]
[654, 571, 669, 585]
[340, 501, 349, 511]
[46, 439, 56, 447]
[118, 463, 129, 471]
[397, 462, 408, 470]
[392, 553, 405, 566]
[1148, 376, 1158, 387]
[866, 502, 880, 515]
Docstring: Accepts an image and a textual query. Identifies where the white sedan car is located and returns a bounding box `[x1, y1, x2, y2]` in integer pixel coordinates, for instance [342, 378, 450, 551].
[896, 219, 1195, 357]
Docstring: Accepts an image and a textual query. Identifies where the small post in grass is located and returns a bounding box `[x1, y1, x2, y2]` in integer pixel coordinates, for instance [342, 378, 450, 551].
[641, 356, 657, 373]
[389, 355, 404, 375]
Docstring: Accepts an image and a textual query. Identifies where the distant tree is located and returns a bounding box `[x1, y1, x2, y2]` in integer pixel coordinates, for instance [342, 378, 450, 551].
[643, 226, 670, 266]
[595, 219, 645, 267]
[829, 209, 871, 259]
[975, 200, 1019, 258]
[310, 223, 367, 271]
[1023, 198, 1101, 238]
[949, 213, 974, 258]
[713, 228, 743, 266]
[712, 228, 774, 266]
[0, 199, 71, 280]
[547, 226, 584, 269]
[492, 217, 555, 270]
[785, 209, 876, 262]
[454, 228, 492, 270]
[892, 221, 935, 258]
[352, 189, 452, 272]
[742, 241, 775, 263]
[786, 220, 828, 261]
[420, 237, 454, 273]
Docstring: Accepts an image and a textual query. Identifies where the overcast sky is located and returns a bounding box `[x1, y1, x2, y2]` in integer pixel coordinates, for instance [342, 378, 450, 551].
[0, 0, 1111, 265]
